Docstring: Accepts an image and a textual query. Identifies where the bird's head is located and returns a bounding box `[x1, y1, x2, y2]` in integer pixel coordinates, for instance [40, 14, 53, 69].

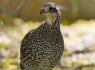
[40, 2, 61, 25]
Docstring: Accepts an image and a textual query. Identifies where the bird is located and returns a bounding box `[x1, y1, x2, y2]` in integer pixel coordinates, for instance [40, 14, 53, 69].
[20, 2, 64, 70]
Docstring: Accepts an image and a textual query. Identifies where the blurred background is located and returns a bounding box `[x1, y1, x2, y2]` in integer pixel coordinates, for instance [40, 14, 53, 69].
[0, 0, 95, 70]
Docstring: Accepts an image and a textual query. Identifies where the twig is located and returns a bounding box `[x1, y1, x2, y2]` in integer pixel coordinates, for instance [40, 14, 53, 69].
[11, 0, 27, 14]
[0, 7, 11, 13]
[0, 0, 27, 48]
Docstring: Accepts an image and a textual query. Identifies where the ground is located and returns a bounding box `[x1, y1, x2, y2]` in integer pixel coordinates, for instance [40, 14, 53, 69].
[0, 18, 95, 70]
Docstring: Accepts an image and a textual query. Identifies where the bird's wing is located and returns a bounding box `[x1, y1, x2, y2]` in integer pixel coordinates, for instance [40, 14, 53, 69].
[20, 29, 35, 69]
[20, 29, 35, 58]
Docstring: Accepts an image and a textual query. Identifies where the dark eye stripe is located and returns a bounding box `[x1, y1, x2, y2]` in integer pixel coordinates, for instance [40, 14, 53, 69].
[48, 7, 57, 13]
[49, 7, 53, 10]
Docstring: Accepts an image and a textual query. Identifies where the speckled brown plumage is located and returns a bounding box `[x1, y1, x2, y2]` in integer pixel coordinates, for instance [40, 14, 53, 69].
[20, 2, 64, 70]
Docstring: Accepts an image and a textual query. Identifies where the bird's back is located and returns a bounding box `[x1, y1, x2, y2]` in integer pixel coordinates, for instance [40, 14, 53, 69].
[20, 21, 64, 70]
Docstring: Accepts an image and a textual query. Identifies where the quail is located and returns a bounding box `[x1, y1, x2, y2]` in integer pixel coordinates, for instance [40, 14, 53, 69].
[20, 2, 64, 70]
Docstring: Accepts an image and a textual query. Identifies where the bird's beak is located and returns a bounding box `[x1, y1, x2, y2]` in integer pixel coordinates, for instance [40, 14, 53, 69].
[40, 8, 46, 15]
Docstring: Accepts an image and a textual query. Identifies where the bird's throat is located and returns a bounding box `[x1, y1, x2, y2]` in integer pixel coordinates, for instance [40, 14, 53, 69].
[46, 15, 56, 25]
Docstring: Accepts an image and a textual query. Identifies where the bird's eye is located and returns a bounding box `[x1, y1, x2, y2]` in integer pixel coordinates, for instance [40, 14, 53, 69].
[48, 7, 57, 13]
[49, 7, 53, 10]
